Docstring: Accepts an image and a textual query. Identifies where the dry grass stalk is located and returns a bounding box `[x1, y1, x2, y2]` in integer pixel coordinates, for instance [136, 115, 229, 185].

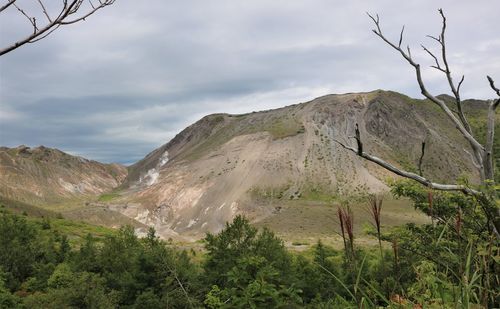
[338, 205, 355, 260]
[338, 207, 348, 255]
[428, 191, 434, 226]
[368, 194, 383, 254]
[456, 207, 462, 237]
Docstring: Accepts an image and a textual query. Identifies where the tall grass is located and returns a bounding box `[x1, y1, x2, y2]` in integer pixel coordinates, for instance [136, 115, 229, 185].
[368, 194, 383, 258]
[324, 191, 499, 308]
[338, 205, 355, 262]
[428, 191, 434, 226]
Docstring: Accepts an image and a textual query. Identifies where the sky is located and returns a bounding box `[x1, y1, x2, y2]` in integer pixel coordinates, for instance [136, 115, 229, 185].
[0, 0, 499, 165]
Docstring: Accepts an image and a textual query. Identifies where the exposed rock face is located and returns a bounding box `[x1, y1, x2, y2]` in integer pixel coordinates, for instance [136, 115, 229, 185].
[0, 145, 127, 206]
[115, 90, 482, 239]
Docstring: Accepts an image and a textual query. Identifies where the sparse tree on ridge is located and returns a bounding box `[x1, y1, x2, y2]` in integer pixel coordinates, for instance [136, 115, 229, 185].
[334, 9, 500, 238]
[0, 0, 116, 56]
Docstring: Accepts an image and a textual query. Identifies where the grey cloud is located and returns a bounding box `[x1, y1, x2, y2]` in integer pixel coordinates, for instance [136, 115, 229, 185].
[0, 0, 499, 163]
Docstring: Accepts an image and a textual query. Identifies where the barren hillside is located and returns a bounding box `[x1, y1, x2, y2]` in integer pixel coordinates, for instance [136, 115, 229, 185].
[0, 145, 127, 206]
[109, 90, 484, 238]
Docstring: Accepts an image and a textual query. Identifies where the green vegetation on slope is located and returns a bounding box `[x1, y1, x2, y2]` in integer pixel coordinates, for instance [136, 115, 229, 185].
[0, 196, 59, 218]
[182, 112, 305, 161]
[0, 204, 115, 247]
[1, 180, 497, 308]
[97, 192, 120, 202]
[254, 197, 429, 248]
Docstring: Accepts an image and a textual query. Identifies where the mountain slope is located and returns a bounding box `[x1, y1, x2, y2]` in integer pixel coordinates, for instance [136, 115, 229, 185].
[0, 145, 127, 207]
[112, 90, 486, 239]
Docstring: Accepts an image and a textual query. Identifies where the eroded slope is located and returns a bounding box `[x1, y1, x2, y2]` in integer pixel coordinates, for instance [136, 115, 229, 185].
[114, 90, 482, 239]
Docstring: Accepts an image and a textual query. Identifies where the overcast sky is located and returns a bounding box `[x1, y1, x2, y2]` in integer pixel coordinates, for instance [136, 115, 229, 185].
[0, 0, 499, 164]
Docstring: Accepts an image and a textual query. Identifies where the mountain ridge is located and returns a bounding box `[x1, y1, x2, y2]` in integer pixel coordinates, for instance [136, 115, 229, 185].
[1, 90, 495, 239]
[110, 90, 488, 239]
[0, 145, 127, 206]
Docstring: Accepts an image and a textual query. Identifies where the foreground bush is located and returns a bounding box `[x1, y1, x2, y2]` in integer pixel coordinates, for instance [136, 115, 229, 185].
[0, 189, 498, 308]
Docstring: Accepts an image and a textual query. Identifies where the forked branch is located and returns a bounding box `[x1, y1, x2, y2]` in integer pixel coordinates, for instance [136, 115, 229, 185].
[434, 9, 471, 135]
[0, 0, 116, 56]
[367, 10, 485, 180]
[333, 133, 480, 196]
[488, 76, 500, 98]
[346, 9, 499, 239]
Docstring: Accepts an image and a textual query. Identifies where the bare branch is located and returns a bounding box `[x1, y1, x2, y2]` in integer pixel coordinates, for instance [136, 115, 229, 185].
[366, 12, 379, 29]
[52, 0, 115, 25]
[13, 3, 38, 34]
[367, 10, 485, 181]
[333, 137, 479, 196]
[67, 0, 84, 15]
[484, 76, 500, 181]
[432, 9, 473, 135]
[366, 10, 499, 239]
[398, 25, 405, 48]
[0, 0, 15, 13]
[170, 268, 194, 307]
[463, 148, 481, 170]
[367, 12, 413, 62]
[355, 123, 362, 155]
[37, 0, 52, 22]
[430, 65, 446, 73]
[427, 35, 441, 43]
[55, 0, 70, 21]
[29, 24, 60, 43]
[488, 75, 500, 98]
[421, 44, 442, 71]
[457, 75, 465, 94]
[418, 140, 426, 177]
[0, 0, 116, 56]
[485, 102, 497, 181]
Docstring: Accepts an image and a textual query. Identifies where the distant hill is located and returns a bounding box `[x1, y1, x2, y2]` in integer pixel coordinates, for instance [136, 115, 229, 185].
[0, 145, 127, 206]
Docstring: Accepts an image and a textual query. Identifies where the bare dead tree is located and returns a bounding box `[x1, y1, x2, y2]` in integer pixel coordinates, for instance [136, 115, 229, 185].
[417, 140, 426, 177]
[0, 0, 116, 56]
[333, 9, 500, 237]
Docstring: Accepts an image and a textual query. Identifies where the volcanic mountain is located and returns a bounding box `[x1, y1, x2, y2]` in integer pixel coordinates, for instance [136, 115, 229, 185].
[1, 90, 492, 239]
[106, 90, 485, 239]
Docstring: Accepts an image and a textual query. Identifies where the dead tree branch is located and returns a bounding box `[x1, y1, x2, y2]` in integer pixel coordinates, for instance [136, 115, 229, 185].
[435, 9, 472, 135]
[13, 3, 38, 34]
[333, 134, 479, 196]
[0, 0, 15, 13]
[488, 76, 500, 98]
[418, 140, 426, 177]
[36, 0, 52, 22]
[485, 76, 500, 181]
[0, 0, 116, 56]
[367, 10, 486, 181]
[340, 10, 500, 237]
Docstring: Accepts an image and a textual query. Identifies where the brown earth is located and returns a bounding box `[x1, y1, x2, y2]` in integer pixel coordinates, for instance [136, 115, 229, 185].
[111, 90, 483, 239]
